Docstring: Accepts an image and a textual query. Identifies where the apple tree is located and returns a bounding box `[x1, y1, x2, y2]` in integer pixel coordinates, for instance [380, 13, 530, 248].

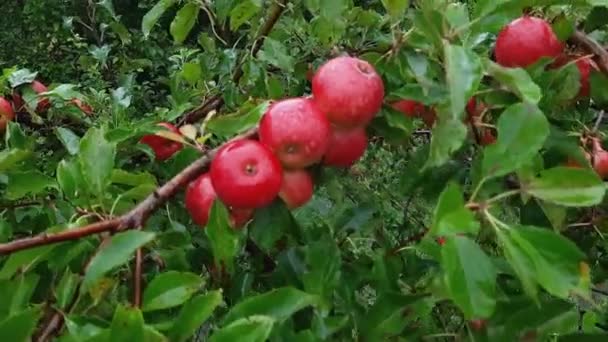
[1, 0, 608, 340]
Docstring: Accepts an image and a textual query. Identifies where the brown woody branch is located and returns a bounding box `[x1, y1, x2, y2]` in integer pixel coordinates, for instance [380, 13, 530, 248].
[133, 245, 143, 307]
[178, 0, 288, 125]
[571, 30, 608, 75]
[0, 128, 258, 256]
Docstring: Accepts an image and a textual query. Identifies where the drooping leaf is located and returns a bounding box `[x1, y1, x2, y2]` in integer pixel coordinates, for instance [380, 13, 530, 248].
[79, 127, 116, 197]
[109, 305, 145, 342]
[444, 43, 482, 121]
[170, 3, 200, 44]
[223, 287, 318, 324]
[257, 38, 295, 72]
[5, 171, 56, 200]
[426, 118, 468, 168]
[168, 291, 223, 342]
[205, 200, 242, 273]
[442, 236, 497, 319]
[249, 200, 294, 253]
[142, 271, 203, 312]
[484, 59, 542, 104]
[229, 0, 261, 31]
[210, 316, 274, 342]
[82, 231, 156, 291]
[55, 127, 80, 155]
[0, 307, 42, 341]
[526, 167, 606, 207]
[142, 0, 178, 38]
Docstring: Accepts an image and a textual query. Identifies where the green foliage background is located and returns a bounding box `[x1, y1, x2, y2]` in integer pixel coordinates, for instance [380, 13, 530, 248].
[1, 0, 608, 341]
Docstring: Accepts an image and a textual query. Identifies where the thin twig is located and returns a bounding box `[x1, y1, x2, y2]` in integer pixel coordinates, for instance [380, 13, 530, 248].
[133, 246, 143, 307]
[594, 110, 605, 132]
[178, 0, 288, 125]
[0, 128, 258, 255]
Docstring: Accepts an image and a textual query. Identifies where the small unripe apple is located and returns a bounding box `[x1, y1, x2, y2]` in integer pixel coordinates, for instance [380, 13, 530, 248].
[312, 56, 384, 128]
[70, 98, 93, 115]
[495, 16, 563, 68]
[185, 173, 253, 228]
[0, 97, 15, 132]
[12, 80, 51, 113]
[259, 97, 330, 169]
[210, 139, 283, 209]
[279, 169, 314, 209]
[140, 122, 183, 161]
[323, 126, 368, 168]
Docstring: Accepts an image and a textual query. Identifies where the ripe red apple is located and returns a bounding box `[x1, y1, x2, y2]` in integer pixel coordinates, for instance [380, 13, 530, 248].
[392, 99, 436, 127]
[323, 126, 368, 168]
[12, 80, 51, 113]
[210, 139, 283, 209]
[0, 97, 15, 132]
[479, 129, 497, 146]
[140, 122, 183, 161]
[279, 169, 314, 209]
[495, 16, 563, 68]
[70, 99, 93, 115]
[312, 56, 384, 128]
[259, 97, 330, 169]
[185, 173, 254, 228]
[575, 57, 596, 98]
[594, 149, 608, 179]
[469, 319, 487, 331]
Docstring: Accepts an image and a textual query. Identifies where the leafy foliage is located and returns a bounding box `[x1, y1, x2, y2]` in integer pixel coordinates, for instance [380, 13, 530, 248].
[2, 0, 608, 340]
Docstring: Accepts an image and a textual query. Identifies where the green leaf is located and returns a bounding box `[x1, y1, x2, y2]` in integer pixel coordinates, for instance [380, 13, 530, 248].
[111, 169, 157, 187]
[168, 291, 223, 342]
[83, 231, 156, 291]
[0, 307, 42, 342]
[57, 158, 86, 199]
[55, 127, 80, 155]
[5, 122, 29, 149]
[508, 226, 588, 299]
[205, 200, 242, 273]
[0, 245, 56, 279]
[249, 200, 294, 253]
[170, 3, 200, 44]
[381, 0, 409, 18]
[526, 167, 606, 207]
[257, 38, 295, 72]
[43, 84, 81, 100]
[229, 0, 261, 31]
[426, 118, 467, 168]
[181, 62, 202, 84]
[590, 72, 608, 106]
[5, 171, 56, 200]
[109, 305, 145, 342]
[211, 316, 274, 342]
[8, 69, 37, 88]
[539, 63, 580, 106]
[206, 101, 269, 138]
[0, 149, 31, 172]
[442, 236, 497, 319]
[302, 239, 342, 300]
[484, 59, 542, 104]
[483, 103, 549, 178]
[444, 43, 482, 121]
[142, 0, 178, 38]
[79, 127, 116, 197]
[223, 287, 318, 324]
[56, 270, 80, 310]
[585, 6, 608, 33]
[142, 271, 203, 312]
[360, 293, 426, 340]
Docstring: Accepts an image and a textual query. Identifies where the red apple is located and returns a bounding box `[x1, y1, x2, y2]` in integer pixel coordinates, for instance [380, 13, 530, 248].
[0, 97, 15, 132]
[185, 173, 254, 228]
[495, 16, 563, 68]
[210, 139, 283, 209]
[312, 56, 384, 128]
[70, 99, 93, 115]
[392, 99, 436, 127]
[323, 126, 368, 168]
[480, 129, 497, 146]
[279, 169, 314, 209]
[140, 122, 183, 161]
[575, 57, 596, 98]
[594, 149, 608, 179]
[259, 97, 330, 169]
[12, 80, 51, 113]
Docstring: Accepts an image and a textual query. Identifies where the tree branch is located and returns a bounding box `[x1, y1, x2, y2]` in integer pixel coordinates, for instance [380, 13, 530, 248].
[133, 245, 143, 307]
[571, 30, 608, 75]
[178, 0, 288, 125]
[0, 128, 259, 256]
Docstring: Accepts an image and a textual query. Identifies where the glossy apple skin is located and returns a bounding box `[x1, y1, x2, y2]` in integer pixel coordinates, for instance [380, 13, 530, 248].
[279, 169, 314, 209]
[323, 126, 368, 168]
[0, 97, 15, 132]
[392, 99, 436, 127]
[140, 122, 183, 161]
[70, 99, 93, 115]
[312, 56, 384, 128]
[12, 80, 51, 113]
[185, 173, 254, 228]
[259, 97, 330, 169]
[495, 16, 563, 68]
[210, 139, 283, 209]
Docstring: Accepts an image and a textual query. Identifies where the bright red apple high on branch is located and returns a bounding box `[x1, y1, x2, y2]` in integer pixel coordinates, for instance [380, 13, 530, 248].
[495, 16, 563, 68]
[140, 122, 183, 161]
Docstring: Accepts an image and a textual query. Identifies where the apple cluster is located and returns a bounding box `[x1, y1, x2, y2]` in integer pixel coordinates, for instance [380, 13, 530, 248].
[0, 80, 93, 132]
[138, 56, 386, 228]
